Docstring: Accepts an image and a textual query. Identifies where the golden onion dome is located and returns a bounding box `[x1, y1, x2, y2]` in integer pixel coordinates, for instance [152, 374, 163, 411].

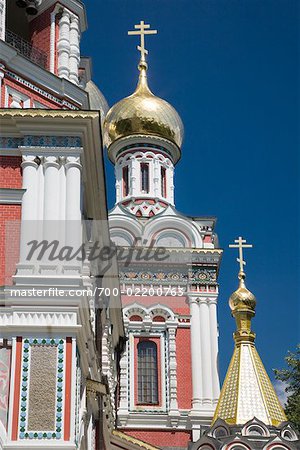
[103, 63, 184, 152]
[229, 271, 257, 313]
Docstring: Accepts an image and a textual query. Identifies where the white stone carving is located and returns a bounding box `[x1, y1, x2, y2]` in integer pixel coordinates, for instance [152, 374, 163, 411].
[0, 311, 77, 327]
[57, 8, 80, 84]
[119, 304, 180, 427]
[69, 15, 80, 85]
[57, 9, 71, 79]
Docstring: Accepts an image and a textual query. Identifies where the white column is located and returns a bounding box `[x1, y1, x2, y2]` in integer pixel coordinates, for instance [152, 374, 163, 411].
[168, 165, 175, 205]
[43, 156, 60, 220]
[118, 342, 129, 424]
[65, 155, 82, 261]
[69, 14, 80, 85]
[153, 156, 159, 198]
[115, 164, 121, 203]
[189, 296, 203, 410]
[130, 156, 139, 197]
[168, 326, 179, 414]
[65, 156, 81, 221]
[49, 5, 60, 73]
[57, 9, 71, 79]
[199, 298, 213, 405]
[209, 298, 220, 403]
[19, 155, 38, 261]
[42, 156, 60, 267]
[0, 0, 5, 41]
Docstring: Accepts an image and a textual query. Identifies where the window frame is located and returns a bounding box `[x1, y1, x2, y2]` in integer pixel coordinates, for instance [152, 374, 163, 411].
[122, 165, 129, 197]
[161, 166, 167, 197]
[137, 340, 159, 405]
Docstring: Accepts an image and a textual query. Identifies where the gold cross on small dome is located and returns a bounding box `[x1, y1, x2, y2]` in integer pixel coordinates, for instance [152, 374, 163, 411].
[229, 236, 253, 273]
[128, 21, 157, 66]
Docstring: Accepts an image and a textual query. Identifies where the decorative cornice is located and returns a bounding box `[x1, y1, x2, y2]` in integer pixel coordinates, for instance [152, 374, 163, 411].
[0, 188, 25, 204]
[0, 108, 99, 120]
[5, 69, 77, 110]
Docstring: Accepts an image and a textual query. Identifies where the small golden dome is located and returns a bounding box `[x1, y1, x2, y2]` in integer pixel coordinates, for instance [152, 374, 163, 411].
[103, 64, 184, 152]
[229, 272, 256, 313]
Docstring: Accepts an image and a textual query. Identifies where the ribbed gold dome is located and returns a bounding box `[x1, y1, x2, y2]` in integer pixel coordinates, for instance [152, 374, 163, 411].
[229, 272, 256, 313]
[103, 64, 184, 151]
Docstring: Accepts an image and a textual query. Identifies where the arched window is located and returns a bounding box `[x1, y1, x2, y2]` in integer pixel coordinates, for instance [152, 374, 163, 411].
[122, 166, 129, 196]
[161, 166, 166, 197]
[141, 163, 149, 193]
[137, 340, 158, 404]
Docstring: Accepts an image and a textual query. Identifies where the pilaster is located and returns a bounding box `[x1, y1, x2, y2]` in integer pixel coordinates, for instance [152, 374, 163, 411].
[209, 297, 220, 403]
[57, 9, 71, 79]
[19, 156, 38, 262]
[168, 326, 180, 425]
[188, 295, 203, 411]
[69, 15, 80, 85]
[118, 340, 129, 426]
[199, 297, 213, 405]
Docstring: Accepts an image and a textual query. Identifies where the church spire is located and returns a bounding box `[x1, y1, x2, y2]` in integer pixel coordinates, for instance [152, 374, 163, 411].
[228, 236, 256, 346]
[212, 237, 287, 426]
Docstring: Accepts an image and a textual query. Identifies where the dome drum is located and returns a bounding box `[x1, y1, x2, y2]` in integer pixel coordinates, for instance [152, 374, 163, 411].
[107, 134, 181, 164]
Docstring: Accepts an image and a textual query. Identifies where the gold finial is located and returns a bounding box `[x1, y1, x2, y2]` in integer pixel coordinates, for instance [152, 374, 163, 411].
[128, 20, 157, 70]
[229, 236, 256, 345]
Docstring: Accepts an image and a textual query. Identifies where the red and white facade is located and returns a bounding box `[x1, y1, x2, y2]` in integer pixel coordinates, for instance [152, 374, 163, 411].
[0, 2, 124, 450]
[106, 66, 223, 448]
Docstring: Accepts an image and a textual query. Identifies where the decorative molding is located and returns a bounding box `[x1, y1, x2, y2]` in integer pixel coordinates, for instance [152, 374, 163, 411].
[121, 198, 169, 217]
[119, 267, 217, 286]
[0, 188, 25, 204]
[23, 135, 82, 148]
[0, 108, 99, 120]
[19, 338, 65, 440]
[0, 311, 77, 327]
[119, 304, 181, 425]
[0, 136, 82, 156]
[5, 70, 77, 110]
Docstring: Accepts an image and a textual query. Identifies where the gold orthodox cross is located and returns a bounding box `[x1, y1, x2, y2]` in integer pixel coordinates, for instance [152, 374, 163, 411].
[229, 236, 253, 273]
[128, 21, 157, 64]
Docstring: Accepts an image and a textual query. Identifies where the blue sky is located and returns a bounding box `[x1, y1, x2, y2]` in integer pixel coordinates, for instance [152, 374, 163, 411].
[81, 0, 299, 387]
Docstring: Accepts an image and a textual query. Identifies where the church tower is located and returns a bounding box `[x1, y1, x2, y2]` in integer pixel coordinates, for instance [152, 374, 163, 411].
[192, 237, 299, 449]
[105, 22, 223, 448]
